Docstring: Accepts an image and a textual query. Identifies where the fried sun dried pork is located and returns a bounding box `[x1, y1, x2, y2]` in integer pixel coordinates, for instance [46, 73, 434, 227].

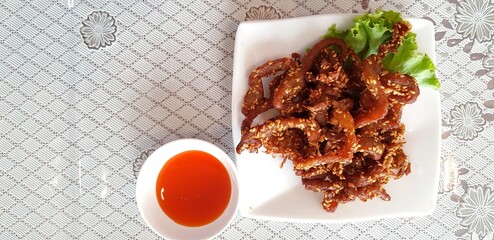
[236, 20, 419, 212]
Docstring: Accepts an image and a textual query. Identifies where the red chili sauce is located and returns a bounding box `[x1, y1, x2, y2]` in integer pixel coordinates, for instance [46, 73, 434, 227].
[156, 150, 231, 227]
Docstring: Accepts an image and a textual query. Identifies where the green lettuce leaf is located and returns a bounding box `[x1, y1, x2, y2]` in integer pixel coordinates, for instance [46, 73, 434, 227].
[383, 33, 440, 89]
[324, 10, 402, 58]
[323, 10, 440, 89]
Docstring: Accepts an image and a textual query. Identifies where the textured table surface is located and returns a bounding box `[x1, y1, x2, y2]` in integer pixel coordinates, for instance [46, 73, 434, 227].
[1, 0, 493, 239]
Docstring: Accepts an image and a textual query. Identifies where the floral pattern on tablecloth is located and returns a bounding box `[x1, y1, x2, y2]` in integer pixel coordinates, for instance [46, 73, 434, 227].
[456, 185, 494, 239]
[245, 5, 281, 21]
[0, 0, 493, 239]
[454, 0, 494, 43]
[449, 102, 486, 140]
[133, 149, 155, 179]
[80, 11, 117, 50]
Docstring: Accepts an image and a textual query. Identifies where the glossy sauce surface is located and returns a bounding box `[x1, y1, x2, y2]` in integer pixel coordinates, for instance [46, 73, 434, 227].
[156, 150, 231, 227]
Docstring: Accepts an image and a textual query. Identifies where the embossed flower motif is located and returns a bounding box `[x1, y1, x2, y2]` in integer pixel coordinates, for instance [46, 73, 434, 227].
[133, 149, 155, 179]
[438, 156, 458, 193]
[450, 102, 486, 140]
[454, 0, 494, 42]
[80, 11, 117, 50]
[457, 185, 494, 238]
[245, 6, 281, 21]
[483, 44, 494, 78]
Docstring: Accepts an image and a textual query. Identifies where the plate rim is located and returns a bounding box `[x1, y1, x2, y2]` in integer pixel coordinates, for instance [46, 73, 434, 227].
[231, 13, 441, 223]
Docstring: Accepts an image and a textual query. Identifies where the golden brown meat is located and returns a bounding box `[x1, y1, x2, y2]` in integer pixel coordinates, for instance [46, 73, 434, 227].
[242, 57, 293, 116]
[237, 25, 420, 212]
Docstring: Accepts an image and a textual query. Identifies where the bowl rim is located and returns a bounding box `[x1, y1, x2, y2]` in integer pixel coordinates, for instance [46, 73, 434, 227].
[136, 138, 239, 240]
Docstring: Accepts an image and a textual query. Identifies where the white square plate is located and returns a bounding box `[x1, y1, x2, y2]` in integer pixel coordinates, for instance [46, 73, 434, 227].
[232, 14, 441, 223]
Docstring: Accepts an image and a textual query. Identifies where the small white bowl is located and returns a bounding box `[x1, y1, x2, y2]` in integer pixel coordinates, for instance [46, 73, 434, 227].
[136, 139, 239, 240]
